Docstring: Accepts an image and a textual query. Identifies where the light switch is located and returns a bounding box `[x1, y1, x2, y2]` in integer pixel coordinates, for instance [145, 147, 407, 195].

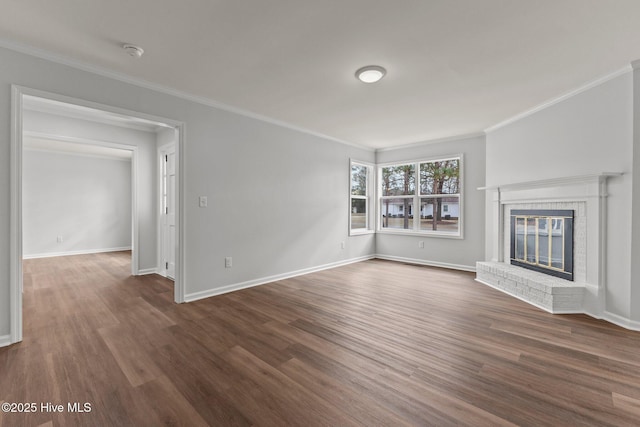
[199, 196, 208, 208]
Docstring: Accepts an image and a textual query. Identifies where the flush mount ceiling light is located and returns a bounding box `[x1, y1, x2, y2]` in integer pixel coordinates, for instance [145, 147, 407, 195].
[355, 65, 386, 83]
[123, 44, 144, 58]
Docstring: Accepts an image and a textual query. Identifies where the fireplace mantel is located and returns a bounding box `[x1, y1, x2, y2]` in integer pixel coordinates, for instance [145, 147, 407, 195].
[477, 172, 623, 317]
[478, 172, 623, 193]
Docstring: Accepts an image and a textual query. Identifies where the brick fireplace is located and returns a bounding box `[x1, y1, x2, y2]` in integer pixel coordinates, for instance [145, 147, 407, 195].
[477, 173, 620, 316]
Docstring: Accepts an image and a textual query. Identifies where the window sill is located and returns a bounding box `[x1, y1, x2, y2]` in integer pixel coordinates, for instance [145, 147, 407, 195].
[376, 229, 463, 239]
[349, 229, 376, 236]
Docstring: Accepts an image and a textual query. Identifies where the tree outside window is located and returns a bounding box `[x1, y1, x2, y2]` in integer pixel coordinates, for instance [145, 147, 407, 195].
[350, 161, 373, 234]
[379, 157, 461, 236]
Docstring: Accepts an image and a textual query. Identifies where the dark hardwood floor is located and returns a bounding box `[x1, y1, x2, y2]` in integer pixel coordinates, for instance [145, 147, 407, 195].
[2, 252, 640, 426]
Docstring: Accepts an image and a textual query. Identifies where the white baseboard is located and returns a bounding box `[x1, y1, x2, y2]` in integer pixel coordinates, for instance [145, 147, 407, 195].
[23, 246, 132, 259]
[374, 254, 476, 272]
[137, 268, 158, 275]
[477, 277, 640, 330]
[0, 335, 12, 348]
[184, 255, 375, 302]
[601, 311, 640, 331]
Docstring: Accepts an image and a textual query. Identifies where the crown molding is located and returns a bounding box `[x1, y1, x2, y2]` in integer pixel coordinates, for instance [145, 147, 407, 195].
[375, 132, 485, 153]
[485, 65, 633, 134]
[0, 38, 373, 152]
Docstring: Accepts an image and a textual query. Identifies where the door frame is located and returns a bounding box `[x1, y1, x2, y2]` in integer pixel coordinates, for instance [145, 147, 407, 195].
[10, 85, 187, 344]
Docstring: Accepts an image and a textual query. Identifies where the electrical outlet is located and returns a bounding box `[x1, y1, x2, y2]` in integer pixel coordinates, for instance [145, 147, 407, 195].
[418, 241, 425, 249]
[57, 236, 63, 243]
[341, 241, 345, 249]
[225, 256, 232, 268]
[199, 196, 208, 208]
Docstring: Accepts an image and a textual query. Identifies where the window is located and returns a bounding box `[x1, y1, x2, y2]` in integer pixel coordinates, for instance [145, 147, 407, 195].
[378, 156, 461, 237]
[350, 160, 373, 234]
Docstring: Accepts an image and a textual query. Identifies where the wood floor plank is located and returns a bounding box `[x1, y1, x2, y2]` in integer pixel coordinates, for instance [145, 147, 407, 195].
[3, 253, 640, 425]
[220, 345, 362, 426]
[278, 357, 415, 427]
[97, 325, 165, 387]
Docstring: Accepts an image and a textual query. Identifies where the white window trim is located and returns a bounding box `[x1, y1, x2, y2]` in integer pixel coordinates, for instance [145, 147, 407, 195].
[376, 154, 464, 239]
[349, 159, 375, 236]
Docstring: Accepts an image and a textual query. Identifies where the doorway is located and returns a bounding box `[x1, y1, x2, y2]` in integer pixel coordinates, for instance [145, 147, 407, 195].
[9, 86, 185, 344]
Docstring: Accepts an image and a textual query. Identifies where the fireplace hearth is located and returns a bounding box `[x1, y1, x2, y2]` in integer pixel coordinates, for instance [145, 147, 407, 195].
[476, 173, 621, 315]
[510, 209, 574, 281]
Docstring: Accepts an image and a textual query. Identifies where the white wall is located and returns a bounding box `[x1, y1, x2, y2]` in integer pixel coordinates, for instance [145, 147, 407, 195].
[23, 149, 131, 257]
[22, 109, 159, 270]
[485, 72, 634, 321]
[375, 135, 486, 270]
[0, 46, 375, 338]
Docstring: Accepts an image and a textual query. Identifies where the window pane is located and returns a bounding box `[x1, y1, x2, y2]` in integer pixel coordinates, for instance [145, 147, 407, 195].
[526, 218, 536, 263]
[351, 164, 367, 196]
[515, 217, 525, 260]
[351, 199, 367, 229]
[380, 198, 413, 229]
[419, 197, 459, 233]
[551, 218, 564, 269]
[538, 218, 549, 265]
[420, 159, 460, 195]
[381, 164, 415, 196]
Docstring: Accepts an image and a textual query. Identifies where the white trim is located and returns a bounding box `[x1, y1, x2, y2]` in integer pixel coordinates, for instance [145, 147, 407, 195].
[376, 153, 463, 168]
[478, 172, 624, 192]
[485, 66, 632, 134]
[376, 230, 464, 240]
[375, 132, 485, 153]
[23, 146, 132, 162]
[375, 254, 476, 272]
[138, 268, 159, 276]
[184, 255, 375, 302]
[350, 230, 376, 236]
[157, 141, 177, 282]
[23, 131, 137, 161]
[349, 159, 375, 236]
[23, 247, 132, 259]
[601, 311, 640, 332]
[10, 86, 187, 346]
[157, 145, 166, 279]
[0, 335, 12, 348]
[376, 154, 464, 238]
[10, 86, 23, 344]
[130, 145, 139, 276]
[174, 123, 186, 303]
[0, 38, 371, 152]
[23, 98, 167, 133]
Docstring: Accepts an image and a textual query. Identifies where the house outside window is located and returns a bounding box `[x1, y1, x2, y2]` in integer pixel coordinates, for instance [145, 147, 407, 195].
[378, 156, 462, 238]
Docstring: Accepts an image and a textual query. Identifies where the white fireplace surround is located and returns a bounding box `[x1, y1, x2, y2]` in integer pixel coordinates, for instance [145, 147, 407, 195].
[477, 173, 622, 317]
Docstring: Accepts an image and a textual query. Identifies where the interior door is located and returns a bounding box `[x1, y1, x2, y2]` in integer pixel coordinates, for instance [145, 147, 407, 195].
[162, 145, 176, 279]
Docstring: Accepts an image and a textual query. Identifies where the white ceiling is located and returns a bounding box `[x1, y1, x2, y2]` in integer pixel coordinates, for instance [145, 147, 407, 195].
[3, 1, 640, 149]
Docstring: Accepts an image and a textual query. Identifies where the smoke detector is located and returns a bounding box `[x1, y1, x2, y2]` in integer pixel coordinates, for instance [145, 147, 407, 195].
[123, 44, 144, 58]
